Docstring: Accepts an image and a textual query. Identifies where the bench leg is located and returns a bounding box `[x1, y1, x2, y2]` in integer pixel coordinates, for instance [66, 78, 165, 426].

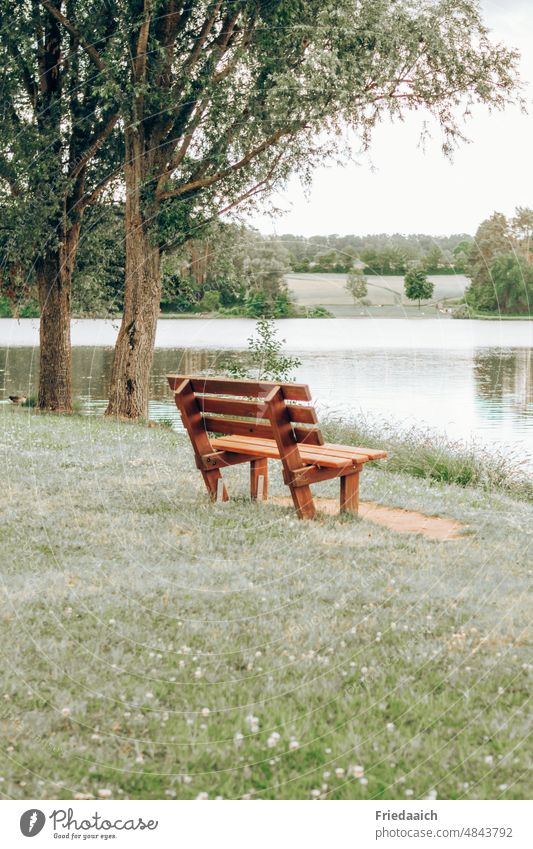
[201, 469, 229, 502]
[250, 458, 268, 500]
[340, 470, 359, 514]
[290, 484, 316, 519]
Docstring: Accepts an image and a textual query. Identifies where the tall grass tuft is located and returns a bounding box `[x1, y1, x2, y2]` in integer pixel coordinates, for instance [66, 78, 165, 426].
[322, 416, 533, 502]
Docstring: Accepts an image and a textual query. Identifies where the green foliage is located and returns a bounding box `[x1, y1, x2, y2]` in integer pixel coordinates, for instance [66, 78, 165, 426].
[421, 244, 445, 273]
[225, 318, 301, 382]
[488, 254, 533, 315]
[345, 268, 368, 303]
[452, 240, 472, 273]
[18, 300, 39, 318]
[160, 224, 296, 317]
[465, 208, 533, 314]
[404, 268, 435, 307]
[284, 233, 471, 275]
[197, 290, 221, 313]
[0, 295, 12, 317]
[73, 205, 125, 316]
[306, 306, 334, 318]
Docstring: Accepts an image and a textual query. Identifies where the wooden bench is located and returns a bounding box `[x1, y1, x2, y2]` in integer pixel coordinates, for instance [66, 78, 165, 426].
[167, 375, 387, 519]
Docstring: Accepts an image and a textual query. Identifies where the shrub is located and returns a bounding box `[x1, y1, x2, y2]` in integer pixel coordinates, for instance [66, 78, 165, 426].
[197, 290, 221, 312]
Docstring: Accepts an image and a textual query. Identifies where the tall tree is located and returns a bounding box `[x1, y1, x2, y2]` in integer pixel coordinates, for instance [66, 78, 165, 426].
[489, 253, 533, 315]
[511, 206, 533, 260]
[0, 0, 121, 411]
[465, 212, 512, 309]
[35, 0, 520, 417]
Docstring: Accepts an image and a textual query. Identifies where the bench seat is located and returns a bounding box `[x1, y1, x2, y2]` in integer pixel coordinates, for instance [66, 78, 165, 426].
[211, 435, 386, 468]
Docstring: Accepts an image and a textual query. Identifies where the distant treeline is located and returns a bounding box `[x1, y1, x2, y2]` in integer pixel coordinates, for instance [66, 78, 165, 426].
[2, 210, 531, 319]
[276, 233, 472, 275]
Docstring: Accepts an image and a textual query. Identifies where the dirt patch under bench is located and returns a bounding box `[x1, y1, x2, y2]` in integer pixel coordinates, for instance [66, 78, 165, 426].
[271, 497, 466, 541]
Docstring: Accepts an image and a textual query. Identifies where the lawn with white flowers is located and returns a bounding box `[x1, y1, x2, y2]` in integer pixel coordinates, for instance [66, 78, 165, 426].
[1, 407, 531, 800]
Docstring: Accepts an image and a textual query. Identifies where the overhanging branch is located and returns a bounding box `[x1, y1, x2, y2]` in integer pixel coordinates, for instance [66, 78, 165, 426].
[37, 0, 106, 71]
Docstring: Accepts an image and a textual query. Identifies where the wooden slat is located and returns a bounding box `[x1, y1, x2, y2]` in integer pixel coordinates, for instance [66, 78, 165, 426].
[167, 374, 311, 401]
[202, 416, 274, 439]
[211, 435, 358, 469]
[322, 442, 387, 460]
[197, 395, 270, 419]
[202, 415, 322, 445]
[220, 434, 375, 465]
[294, 426, 323, 446]
[286, 405, 318, 424]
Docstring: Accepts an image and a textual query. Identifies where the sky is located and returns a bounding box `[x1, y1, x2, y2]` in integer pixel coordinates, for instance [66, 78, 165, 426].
[246, 0, 533, 238]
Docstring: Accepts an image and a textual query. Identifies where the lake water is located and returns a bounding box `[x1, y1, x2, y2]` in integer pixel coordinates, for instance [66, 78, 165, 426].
[1, 317, 532, 467]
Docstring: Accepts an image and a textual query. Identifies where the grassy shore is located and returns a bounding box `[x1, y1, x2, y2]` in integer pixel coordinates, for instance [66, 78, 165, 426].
[1, 407, 531, 800]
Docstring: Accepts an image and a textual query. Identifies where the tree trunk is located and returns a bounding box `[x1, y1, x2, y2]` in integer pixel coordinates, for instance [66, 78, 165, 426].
[105, 129, 161, 419]
[36, 250, 73, 413]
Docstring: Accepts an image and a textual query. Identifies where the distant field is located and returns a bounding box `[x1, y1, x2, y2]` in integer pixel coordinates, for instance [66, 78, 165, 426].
[285, 273, 469, 318]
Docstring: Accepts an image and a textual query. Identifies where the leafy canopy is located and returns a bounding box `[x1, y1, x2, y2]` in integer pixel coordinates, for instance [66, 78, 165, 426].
[33, 0, 521, 247]
[404, 267, 435, 306]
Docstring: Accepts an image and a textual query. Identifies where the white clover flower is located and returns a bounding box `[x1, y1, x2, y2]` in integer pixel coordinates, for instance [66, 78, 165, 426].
[267, 732, 280, 748]
[196, 792, 209, 800]
[404, 788, 414, 797]
[145, 692, 154, 700]
[386, 722, 395, 732]
[484, 755, 494, 765]
[348, 764, 364, 779]
[360, 777, 368, 786]
[335, 767, 345, 779]
[182, 775, 192, 784]
[194, 668, 203, 679]
[135, 755, 144, 764]
[245, 714, 259, 733]
[425, 788, 437, 800]
[61, 707, 71, 717]
[201, 707, 210, 717]
[98, 789, 112, 798]
[234, 731, 244, 747]
[310, 788, 320, 798]
[323, 771, 330, 780]
[289, 738, 300, 751]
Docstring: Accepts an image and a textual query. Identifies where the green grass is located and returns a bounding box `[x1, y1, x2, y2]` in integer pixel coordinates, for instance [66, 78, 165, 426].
[0, 407, 531, 800]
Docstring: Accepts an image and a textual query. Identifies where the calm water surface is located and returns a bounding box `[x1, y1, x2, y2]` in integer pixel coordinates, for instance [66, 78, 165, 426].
[1, 318, 532, 466]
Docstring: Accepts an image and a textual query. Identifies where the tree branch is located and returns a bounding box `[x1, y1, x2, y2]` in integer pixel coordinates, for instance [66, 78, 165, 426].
[6, 42, 38, 105]
[80, 165, 122, 208]
[37, 0, 106, 71]
[134, 0, 151, 82]
[156, 126, 295, 200]
[69, 112, 120, 179]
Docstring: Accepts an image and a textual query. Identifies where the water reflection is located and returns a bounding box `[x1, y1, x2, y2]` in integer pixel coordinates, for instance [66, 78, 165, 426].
[1, 345, 532, 462]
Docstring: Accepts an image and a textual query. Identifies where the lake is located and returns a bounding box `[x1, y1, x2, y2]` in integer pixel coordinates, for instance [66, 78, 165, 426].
[1, 317, 532, 466]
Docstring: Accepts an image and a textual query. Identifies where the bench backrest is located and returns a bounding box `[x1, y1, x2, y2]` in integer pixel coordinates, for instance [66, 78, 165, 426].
[167, 375, 324, 454]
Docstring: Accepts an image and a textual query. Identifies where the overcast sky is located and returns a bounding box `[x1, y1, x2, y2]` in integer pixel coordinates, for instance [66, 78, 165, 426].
[246, 1, 533, 237]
